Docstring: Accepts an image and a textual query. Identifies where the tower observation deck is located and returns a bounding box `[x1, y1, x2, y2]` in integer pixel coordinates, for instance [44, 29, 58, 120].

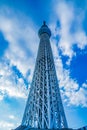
[15, 22, 68, 130]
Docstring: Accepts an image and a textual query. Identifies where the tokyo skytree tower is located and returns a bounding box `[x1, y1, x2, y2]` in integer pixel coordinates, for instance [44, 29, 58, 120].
[15, 22, 68, 130]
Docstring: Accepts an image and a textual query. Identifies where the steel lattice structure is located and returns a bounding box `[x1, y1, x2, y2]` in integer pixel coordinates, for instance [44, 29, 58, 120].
[21, 22, 68, 129]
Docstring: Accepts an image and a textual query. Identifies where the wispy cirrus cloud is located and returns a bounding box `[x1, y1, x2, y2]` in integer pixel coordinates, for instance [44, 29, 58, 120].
[51, 0, 87, 60]
[50, 0, 87, 107]
[0, 58, 28, 100]
[0, 121, 14, 130]
[0, 6, 38, 75]
[0, 6, 39, 100]
[51, 39, 87, 107]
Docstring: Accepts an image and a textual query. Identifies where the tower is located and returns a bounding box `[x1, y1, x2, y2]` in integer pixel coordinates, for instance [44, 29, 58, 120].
[15, 22, 68, 130]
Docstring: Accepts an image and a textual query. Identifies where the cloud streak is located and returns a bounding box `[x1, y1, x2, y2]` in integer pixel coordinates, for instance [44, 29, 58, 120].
[50, 0, 87, 107]
[51, 1, 87, 60]
[0, 121, 14, 130]
[0, 7, 39, 100]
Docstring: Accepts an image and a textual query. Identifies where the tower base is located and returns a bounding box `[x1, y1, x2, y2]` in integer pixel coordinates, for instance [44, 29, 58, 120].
[13, 125, 87, 130]
[13, 125, 73, 130]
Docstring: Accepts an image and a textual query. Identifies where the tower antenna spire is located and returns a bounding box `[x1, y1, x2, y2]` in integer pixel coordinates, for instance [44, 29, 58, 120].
[43, 20, 46, 25]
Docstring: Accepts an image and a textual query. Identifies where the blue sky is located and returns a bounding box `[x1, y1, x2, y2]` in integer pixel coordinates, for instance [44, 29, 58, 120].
[0, 0, 87, 129]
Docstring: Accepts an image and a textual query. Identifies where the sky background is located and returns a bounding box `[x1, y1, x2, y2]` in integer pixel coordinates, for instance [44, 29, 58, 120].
[0, 0, 87, 130]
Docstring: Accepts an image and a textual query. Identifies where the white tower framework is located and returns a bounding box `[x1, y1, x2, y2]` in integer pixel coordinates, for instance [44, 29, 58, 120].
[21, 22, 68, 129]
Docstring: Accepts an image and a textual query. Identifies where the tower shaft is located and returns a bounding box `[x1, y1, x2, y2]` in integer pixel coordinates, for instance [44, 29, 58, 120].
[22, 23, 68, 129]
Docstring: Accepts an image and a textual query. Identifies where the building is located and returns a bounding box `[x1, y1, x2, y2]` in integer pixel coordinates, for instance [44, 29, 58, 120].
[14, 22, 86, 130]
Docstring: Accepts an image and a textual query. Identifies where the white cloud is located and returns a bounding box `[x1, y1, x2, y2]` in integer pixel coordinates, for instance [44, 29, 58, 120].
[69, 87, 87, 107]
[0, 95, 3, 101]
[0, 7, 38, 76]
[0, 121, 14, 130]
[0, 7, 40, 100]
[82, 83, 87, 88]
[9, 115, 15, 120]
[48, 0, 87, 107]
[74, 31, 87, 49]
[51, 38, 87, 107]
[51, 1, 87, 62]
[0, 60, 28, 99]
[54, 1, 75, 58]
